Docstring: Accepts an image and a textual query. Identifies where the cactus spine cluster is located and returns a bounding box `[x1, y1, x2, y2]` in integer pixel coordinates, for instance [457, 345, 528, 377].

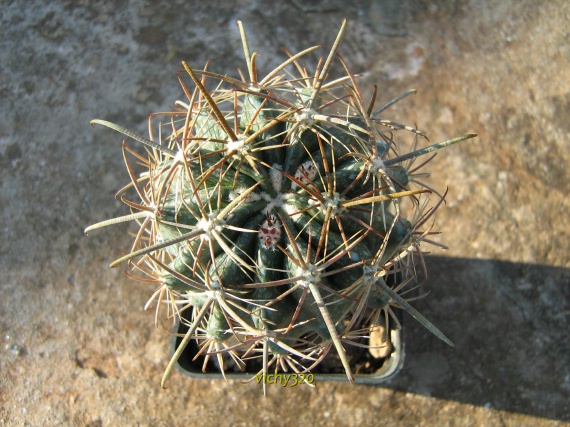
[86, 20, 476, 391]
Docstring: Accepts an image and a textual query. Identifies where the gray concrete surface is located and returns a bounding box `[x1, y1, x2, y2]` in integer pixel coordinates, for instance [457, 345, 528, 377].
[1, 1, 569, 425]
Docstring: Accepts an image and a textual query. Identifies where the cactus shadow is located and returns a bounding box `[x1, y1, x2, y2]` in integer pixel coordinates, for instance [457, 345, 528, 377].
[383, 256, 569, 421]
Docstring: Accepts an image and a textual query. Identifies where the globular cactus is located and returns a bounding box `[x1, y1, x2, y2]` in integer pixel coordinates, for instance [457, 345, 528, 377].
[86, 20, 476, 391]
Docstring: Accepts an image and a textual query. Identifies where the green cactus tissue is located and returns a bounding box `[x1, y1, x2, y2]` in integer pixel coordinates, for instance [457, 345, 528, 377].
[86, 20, 476, 390]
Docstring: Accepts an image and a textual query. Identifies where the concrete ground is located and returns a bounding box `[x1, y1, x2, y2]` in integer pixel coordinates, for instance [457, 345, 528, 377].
[1, 1, 568, 426]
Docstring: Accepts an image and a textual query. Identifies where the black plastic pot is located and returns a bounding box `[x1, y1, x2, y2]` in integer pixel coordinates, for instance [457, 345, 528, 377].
[170, 310, 404, 384]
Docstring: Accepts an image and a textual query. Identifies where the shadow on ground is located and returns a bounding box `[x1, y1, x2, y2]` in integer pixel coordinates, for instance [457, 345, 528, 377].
[381, 256, 570, 421]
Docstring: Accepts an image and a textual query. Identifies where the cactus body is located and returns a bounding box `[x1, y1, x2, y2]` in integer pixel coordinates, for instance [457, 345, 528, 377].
[86, 20, 476, 390]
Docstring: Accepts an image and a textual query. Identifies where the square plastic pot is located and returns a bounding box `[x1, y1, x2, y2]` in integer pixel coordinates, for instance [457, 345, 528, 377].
[170, 310, 404, 385]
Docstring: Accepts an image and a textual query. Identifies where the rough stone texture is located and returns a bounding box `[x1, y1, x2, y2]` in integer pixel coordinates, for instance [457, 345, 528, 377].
[1, 1, 568, 426]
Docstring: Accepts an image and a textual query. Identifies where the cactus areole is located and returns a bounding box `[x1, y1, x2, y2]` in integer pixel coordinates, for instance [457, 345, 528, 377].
[86, 20, 476, 392]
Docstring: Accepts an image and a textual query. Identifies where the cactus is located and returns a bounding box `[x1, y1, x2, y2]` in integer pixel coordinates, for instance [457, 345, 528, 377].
[86, 20, 476, 392]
